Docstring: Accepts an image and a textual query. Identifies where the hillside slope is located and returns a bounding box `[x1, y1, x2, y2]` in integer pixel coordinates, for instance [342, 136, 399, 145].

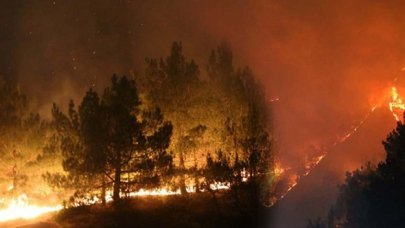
[268, 109, 394, 228]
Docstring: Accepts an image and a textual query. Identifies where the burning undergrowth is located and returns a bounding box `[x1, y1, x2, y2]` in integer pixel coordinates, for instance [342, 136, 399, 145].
[0, 43, 274, 223]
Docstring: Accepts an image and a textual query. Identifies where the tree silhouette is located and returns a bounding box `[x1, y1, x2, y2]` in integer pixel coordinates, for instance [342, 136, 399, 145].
[46, 90, 108, 205]
[308, 113, 405, 228]
[141, 42, 201, 194]
[138, 42, 273, 199]
[47, 75, 173, 204]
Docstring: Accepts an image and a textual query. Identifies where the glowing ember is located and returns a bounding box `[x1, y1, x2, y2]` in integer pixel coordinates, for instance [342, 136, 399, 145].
[94, 183, 230, 206]
[0, 194, 62, 222]
[274, 163, 285, 177]
[210, 182, 231, 190]
[127, 188, 181, 197]
[389, 86, 405, 121]
[124, 184, 229, 198]
[0, 182, 231, 223]
[269, 97, 280, 102]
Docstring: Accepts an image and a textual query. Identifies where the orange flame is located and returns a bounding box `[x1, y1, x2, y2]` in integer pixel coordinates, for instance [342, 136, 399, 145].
[0, 194, 62, 222]
[274, 163, 285, 177]
[0, 181, 232, 223]
[389, 86, 405, 121]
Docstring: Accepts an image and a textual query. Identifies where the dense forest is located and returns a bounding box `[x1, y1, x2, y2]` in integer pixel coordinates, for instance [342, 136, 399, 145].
[0, 42, 274, 226]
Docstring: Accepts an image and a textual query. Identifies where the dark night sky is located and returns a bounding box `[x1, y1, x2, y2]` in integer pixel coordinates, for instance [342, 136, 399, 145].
[1, 1, 405, 225]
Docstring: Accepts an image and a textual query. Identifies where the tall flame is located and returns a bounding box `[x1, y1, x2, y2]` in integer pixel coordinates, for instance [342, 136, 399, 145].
[389, 86, 405, 121]
[0, 194, 62, 222]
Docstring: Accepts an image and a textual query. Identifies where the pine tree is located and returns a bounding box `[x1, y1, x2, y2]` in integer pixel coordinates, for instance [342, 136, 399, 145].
[47, 75, 174, 204]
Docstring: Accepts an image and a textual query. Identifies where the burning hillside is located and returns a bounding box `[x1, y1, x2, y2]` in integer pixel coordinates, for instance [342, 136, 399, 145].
[270, 83, 405, 206]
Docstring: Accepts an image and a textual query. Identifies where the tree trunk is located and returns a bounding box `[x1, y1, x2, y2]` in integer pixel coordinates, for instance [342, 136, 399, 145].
[179, 150, 187, 194]
[101, 175, 106, 206]
[209, 187, 221, 216]
[113, 154, 121, 202]
[193, 149, 200, 193]
[12, 163, 17, 192]
[113, 166, 121, 202]
[194, 173, 200, 193]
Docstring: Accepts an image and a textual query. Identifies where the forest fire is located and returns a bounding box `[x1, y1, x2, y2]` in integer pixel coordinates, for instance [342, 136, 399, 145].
[0, 82, 402, 222]
[272, 85, 405, 206]
[128, 188, 181, 197]
[0, 183, 232, 223]
[389, 86, 405, 121]
[0, 194, 62, 222]
[3, 1, 405, 227]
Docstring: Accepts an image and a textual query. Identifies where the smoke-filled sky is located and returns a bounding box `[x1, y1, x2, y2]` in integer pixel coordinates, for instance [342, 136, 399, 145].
[1, 0, 405, 197]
